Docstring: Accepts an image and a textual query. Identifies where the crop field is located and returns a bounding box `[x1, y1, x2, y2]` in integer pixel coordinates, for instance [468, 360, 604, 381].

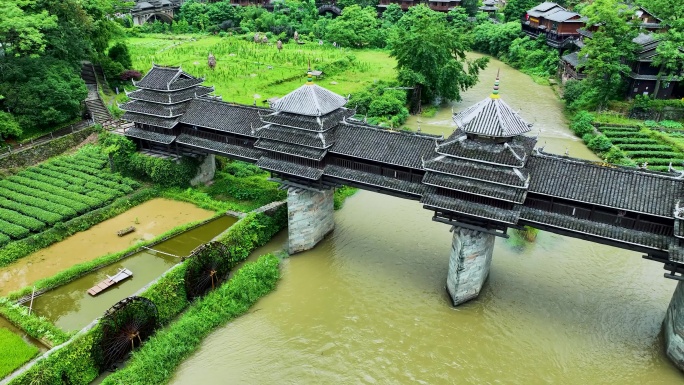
[0, 147, 139, 246]
[598, 126, 684, 171]
[0, 328, 39, 378]
[126, 35, 397, 105]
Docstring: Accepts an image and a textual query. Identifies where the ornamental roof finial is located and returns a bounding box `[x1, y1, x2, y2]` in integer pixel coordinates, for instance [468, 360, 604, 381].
[306, 59, 313, 85]
[490, 69, 501, 100]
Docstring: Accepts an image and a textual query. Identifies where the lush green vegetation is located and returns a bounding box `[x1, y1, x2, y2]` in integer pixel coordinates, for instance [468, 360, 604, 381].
[0, 0, 132, 139]
[334, 186, 359, 210]
[0, 328, 39, 378]
[0, 297, 70, 347]
[0, 146, 138, 247]
[125, 34, 395, 105]
[4, 204, 287, 385]
[100, 254, 280, 385]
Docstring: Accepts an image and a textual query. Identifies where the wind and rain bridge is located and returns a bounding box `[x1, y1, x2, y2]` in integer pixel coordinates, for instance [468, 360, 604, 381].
[119, 65, 684, 369]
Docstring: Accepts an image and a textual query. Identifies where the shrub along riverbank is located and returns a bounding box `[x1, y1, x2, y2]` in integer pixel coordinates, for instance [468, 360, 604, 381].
[3, 204, 286, 385]
[100, 254, 280, 385]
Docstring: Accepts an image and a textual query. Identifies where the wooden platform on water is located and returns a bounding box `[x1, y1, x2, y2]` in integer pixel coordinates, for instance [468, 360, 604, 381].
[87, 268, 133, 296]
[117, 226, 135, 236]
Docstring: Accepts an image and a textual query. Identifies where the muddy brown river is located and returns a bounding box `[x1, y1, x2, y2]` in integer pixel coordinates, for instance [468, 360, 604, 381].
[0, 199, 215, 296]
[169, 56, 684, 383]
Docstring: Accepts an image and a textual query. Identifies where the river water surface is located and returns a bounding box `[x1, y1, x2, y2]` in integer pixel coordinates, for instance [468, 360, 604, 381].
[168, 56, 683, 383]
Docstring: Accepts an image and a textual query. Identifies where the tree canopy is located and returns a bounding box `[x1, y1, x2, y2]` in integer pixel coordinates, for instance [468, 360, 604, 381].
[390, 5, 488, 112]
[579, 0, 638, 108]
[0, 0, 123, 138]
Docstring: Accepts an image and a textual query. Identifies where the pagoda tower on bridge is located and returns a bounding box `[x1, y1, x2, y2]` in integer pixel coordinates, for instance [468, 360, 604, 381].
[421, 73, 537, 306]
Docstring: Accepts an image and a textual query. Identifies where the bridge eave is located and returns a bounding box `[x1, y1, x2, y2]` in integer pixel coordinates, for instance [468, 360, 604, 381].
[517, 218, 670, 258]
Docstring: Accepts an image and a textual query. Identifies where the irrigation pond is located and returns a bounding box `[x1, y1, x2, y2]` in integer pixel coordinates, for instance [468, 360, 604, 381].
[25, 215, 237, 332]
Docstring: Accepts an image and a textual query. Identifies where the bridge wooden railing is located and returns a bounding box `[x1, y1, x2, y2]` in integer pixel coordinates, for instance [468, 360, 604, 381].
[526, 196, 672, 236]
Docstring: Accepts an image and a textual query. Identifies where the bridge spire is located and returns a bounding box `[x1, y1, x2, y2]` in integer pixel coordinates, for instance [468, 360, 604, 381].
[490, 69, 500, 99]
[307, 59, 313, 85]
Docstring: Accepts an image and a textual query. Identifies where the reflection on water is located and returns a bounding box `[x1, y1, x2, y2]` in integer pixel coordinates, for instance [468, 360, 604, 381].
[30, 216, 236, 332]
[169, 55, 683, 384]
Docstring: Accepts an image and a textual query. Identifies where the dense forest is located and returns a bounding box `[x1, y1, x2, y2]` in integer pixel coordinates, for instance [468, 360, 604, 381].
[1, 0, 682, 139]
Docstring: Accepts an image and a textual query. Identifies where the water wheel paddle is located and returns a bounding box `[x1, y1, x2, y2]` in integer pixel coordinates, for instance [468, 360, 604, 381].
[184, 241, 231, 300]
[93, 296, 158, 372]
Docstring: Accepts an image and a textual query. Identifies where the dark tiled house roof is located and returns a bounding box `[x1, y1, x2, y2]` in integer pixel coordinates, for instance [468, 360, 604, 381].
[271, 83, 348, 116]
[325, 164, 428, 196]
[421, 193, 521, 224]
[259, 124, 334, 148]
[259, 108, 353, 131]
[254, 138, 327, 160]
[122, 112, 179, 129]
[124, 127, 176, 144]
[437, 130, 536, 167]
[520, 206, 670, 250]
[127, 86, 214, 104]
[453, 97, 532, 137]
[330, 122, 436, 170]
[120, 100, 187, 117]
[423, 156, 529, 187]
[526, 153, 683, 217]
[256, 157, 324, 180]
[176, 133, 263, 160]
[422, 172, 527, 203]
[180, 99, 266, 137]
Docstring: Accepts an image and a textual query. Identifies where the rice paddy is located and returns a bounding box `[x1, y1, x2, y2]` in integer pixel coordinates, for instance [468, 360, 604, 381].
[126, 34, 398, 105]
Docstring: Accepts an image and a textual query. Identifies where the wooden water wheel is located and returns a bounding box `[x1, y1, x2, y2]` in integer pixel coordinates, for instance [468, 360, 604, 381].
[92, 296, 157, 372]
[184, 241, 231, 300]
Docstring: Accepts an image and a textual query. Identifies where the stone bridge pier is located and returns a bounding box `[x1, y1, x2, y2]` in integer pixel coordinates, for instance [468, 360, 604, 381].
[446, 226, 495, 306]
[287, 187, 335, 255]
[664, 281, 684, 371]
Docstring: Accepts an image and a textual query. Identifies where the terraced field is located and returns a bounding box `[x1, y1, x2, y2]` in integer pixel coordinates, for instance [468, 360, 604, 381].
[0, 147, 139, 246]
[598, 126, 684, 172]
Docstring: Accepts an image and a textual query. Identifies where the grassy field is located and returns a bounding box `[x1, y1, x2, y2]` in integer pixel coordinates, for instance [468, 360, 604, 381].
[0, 328, 39, 378]
[125, 34, 397, 105]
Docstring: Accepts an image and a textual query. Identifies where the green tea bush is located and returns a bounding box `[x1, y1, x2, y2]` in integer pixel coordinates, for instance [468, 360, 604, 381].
[8, 176, 100, 207]
[597, 126, 640, 132]
[0, 188, 157, 267]
[206, 171, 285, 205]
[629, 158, 684, 166]
[0, 233, 9, 247]
[0, 180, 89, 212]
[0, 208, 45, 232]
[621, 151, 683, 158]
[615, 144, 672, 151]
[0, 190, 76, 217]
[582, 133, 596, 144]
[604, 146, 628, 164]
[0, 219, 30, 239]
[602, 131, 651, 139]
[609, 138, 659, 145]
